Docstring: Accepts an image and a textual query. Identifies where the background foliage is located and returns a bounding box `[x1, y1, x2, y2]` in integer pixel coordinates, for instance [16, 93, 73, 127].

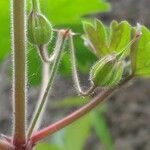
[0, 0, 110, 85]
[0, 1, 113, 149]
[0, 0, 150, 150]
[36, 97, 113, 150]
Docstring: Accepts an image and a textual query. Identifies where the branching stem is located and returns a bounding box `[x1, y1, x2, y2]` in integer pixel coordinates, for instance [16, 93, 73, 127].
[27, 30, 69, 138]
[30, 75, 133, 144]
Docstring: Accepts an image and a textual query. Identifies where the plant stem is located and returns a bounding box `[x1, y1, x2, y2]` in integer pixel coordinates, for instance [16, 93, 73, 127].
[33, 61, 50, 133]
[27, 30, 69, 138]
[69, 32, 96, 96]
[0, 140, 14, 150]
[40, 62, 50, 98]
[38, 45, 55, 63]
[32, 0, 40, 12]
[30, 75, 133, 143]
[12, 0, 27, 147]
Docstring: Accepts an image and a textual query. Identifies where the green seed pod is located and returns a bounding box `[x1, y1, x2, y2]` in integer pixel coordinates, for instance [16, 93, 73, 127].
[90, 54, 124, 87]
[27, 11, 53, 45]
[108, 61, 124, 86]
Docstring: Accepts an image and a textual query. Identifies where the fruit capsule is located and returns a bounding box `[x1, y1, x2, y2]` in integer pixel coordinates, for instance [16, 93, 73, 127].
[27, 11, 53, 45]
[90, 54, 124, 87]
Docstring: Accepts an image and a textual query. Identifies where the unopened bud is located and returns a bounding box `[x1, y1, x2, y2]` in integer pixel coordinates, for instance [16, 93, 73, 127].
[27, 11, 53, 45]
[90, 54, 123, 87]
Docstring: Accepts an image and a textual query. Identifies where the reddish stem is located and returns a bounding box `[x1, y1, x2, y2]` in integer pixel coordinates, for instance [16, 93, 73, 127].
[30, 75, 133, 144]
[0, 140, 15, 150]
[31, 89, 113, 143]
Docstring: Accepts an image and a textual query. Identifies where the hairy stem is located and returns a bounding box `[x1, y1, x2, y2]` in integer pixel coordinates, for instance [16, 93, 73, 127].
[32, 0, 40, 12]
[38, 45, 55, 63]
[31, 75, 133, 143]
[12, 0, 27, 146]
[41, 62, 50, 96]
[27, 30, 69, 138]
[33, 62, 50, 133]
[69, 32, 96, 96]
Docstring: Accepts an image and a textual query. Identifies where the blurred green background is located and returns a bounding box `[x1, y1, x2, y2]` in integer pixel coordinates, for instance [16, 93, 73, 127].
[0, 0, 113, 149]
[0, 0, 150, 150]
[0, 0, 110, 85]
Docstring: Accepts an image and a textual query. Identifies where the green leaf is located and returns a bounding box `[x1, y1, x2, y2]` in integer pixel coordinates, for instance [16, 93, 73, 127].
[63, 114, 91, 150]
[50, 96, 88, 108]
[0, 1, 10, 60]
[96, 19, 109, 54]
[83, 20, 109, 57]
[135, 26, 150, 76]
[28, 44, 42, 85]
[36, 143, 61, 150]
[109, 21, 131, 54]
[59, 52, 72, 76]
[0, 0, 110, 85]
[83, 20, 131, 58]
[39, 0, 110, 25]
[91, 111, 114, 150]
[83, 22, 98, 54]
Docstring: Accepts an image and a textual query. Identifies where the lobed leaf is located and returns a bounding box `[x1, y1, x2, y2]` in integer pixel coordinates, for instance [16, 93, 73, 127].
[135, 26, 150, 76]
[83, 20, 109, 57]
[83, 20, 131, 58]
[0, 0, 110, 85]
[109, 21, 131, 54]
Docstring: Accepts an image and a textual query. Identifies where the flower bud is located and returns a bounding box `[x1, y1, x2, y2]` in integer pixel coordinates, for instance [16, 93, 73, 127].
[27, 11, 53, 45]
[90, 54, 123, 87]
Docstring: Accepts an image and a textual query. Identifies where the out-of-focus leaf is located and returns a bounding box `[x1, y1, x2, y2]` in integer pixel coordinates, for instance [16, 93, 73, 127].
[51, 130, 66, 149]
[36, 143, 61, 150]
[135, 26, 150, 76]
[39, 0, 110, 25]
[59, 52, 72, 76]
[27, 44, 42, 85]
[91, 111, 114, 150]
[0, 0, 110, 85]
[50, 114, 91, 150]
[50, 96, 88, 108]
[0, 1, 10, 60]
[63, 114, 91, 150]
[0, 0, 110, 60]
